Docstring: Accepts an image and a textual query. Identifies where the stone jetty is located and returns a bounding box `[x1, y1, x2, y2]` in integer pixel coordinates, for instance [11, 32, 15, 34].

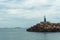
[26, 22, 60, 32]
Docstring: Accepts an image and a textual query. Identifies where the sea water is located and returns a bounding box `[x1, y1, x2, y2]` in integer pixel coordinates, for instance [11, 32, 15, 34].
[0, 28, 60, 40]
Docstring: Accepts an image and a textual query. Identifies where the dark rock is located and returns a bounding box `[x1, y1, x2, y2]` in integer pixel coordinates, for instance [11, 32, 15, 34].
[26, 22, 60, 32]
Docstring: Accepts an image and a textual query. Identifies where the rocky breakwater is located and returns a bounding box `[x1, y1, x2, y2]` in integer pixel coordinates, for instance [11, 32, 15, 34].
[26, 22, 60, 32]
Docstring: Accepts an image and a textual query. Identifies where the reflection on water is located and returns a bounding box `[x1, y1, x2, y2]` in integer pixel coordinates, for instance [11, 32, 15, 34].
[0, 28, 60, 40]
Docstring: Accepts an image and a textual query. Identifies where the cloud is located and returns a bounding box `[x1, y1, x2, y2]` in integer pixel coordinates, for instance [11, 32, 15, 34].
[0, 0, 56, 18]
[0, 0, 58, 19]
[0, 0, 59, 28]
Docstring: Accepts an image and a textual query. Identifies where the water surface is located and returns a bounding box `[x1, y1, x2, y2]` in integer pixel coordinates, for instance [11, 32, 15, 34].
[0, 28, 60, 40]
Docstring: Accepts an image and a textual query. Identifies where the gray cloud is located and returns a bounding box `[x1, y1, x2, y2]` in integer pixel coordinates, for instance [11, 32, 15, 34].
[0, 0, 59, 28]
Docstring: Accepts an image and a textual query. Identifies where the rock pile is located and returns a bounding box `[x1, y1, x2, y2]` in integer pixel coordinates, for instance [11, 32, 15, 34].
[26, 22, 60, 32]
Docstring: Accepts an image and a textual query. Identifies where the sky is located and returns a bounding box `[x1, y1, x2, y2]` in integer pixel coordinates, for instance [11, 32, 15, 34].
[0, 0, 60, 28]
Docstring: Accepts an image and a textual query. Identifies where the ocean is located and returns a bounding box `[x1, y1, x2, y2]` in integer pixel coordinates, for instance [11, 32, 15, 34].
[0, 28, 60, 40]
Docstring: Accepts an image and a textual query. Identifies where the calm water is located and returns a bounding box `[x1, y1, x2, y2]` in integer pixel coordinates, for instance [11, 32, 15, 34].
[0, 28, 60, 40]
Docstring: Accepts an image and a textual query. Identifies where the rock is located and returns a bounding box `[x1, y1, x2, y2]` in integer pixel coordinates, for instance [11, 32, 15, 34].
[26, 22, 60, 32]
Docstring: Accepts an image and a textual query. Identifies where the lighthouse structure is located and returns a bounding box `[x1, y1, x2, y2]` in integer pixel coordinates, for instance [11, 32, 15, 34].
[44, 16, 46, 22]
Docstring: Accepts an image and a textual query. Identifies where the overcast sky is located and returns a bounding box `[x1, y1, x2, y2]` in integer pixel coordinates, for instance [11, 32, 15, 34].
[0, 0, 59, 28]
